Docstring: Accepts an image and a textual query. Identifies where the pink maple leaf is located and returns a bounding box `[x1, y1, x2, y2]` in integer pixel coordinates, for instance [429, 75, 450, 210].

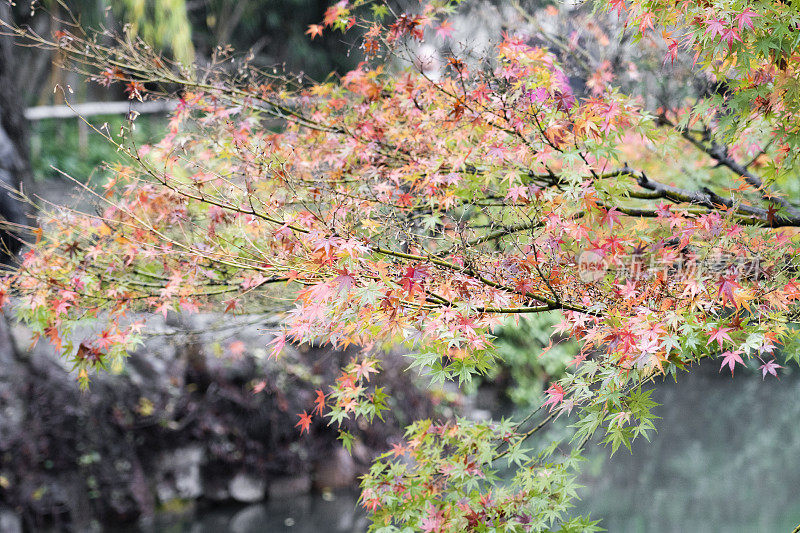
[759, 359, 783, 380]
[736, 9, 758, 31]
[704, 18, 726, 40]
[268, 332, 287, 360]
[721, 26, 742, 47]
[609, 0, 626, 16]
[507, 184, 529, 203]
[719, 350, 744, 376]
[638, 11, 655, 32]
[620, 280, 638, 300]
[354, 359, 379, 381]
[707, 326, 733, 349]
[420, 507, 445, 533]
[334, 268, 357, 293]
[435, 20, 454, 39]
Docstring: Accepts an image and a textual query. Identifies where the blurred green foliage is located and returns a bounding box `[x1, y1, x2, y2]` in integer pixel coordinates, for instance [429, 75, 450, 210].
[115, 0, 195, 63]
[187, 0, 360, 79]
[488, 314, 576, 409]
[29, 114, 167, 183]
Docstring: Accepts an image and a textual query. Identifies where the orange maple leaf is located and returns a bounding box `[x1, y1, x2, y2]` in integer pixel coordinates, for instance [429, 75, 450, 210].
[306, 24, 323, 40]
[296, 411, 313, 434]
[313, 389, 326, 414]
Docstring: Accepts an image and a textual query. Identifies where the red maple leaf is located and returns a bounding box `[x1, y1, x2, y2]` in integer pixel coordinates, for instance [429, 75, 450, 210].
[600, 207, 621, 229]
[716, 274, 741, 306]
[125, 81, 145, 101]
[95, 329, 116, 350]
[542, 383, 564, 411]
[766, 203, 779, 224]
[224, 298, 239, 313]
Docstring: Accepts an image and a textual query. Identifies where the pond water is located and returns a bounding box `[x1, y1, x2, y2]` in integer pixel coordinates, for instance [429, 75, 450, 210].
[140, 366, 800, 532]
[574, 367, 800, 532]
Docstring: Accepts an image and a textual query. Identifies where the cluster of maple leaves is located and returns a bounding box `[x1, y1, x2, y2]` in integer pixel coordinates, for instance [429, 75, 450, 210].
[3, 0, 800, 530]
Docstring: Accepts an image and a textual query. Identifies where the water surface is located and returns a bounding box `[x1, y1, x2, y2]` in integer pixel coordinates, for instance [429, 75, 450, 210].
[575, 368, 800, 532]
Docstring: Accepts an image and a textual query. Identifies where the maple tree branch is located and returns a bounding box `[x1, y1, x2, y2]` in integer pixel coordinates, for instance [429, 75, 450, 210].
[484, 164, 800, 226]
[445, 157, 800, 260]
[699, 142, 799, 215]
[744, 137, 775, 169]
[371, 245, 591, 315]
[664, 118, 800, 219]
[478, 304, 553, 314]
[492, 411, 558, 462]
[470, 224, 539, 247]
[627, 166, 800, 227]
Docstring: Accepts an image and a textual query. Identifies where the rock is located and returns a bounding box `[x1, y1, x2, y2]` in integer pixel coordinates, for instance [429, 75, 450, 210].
[228, 472, 266, 503]
[0, 509, 22, 533]
[0, 319, 26, 445]
[126, 341, 180, 391]
[313, 448, 356, 490]
[466, 408, 491, 421]
[156, 446, 204, 502]
[268, 474, 311, 498]
[229, 504, 269, 533]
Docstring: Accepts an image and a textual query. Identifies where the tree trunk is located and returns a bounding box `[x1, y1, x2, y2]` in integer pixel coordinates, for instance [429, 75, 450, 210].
[0, 2, 32, 264]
